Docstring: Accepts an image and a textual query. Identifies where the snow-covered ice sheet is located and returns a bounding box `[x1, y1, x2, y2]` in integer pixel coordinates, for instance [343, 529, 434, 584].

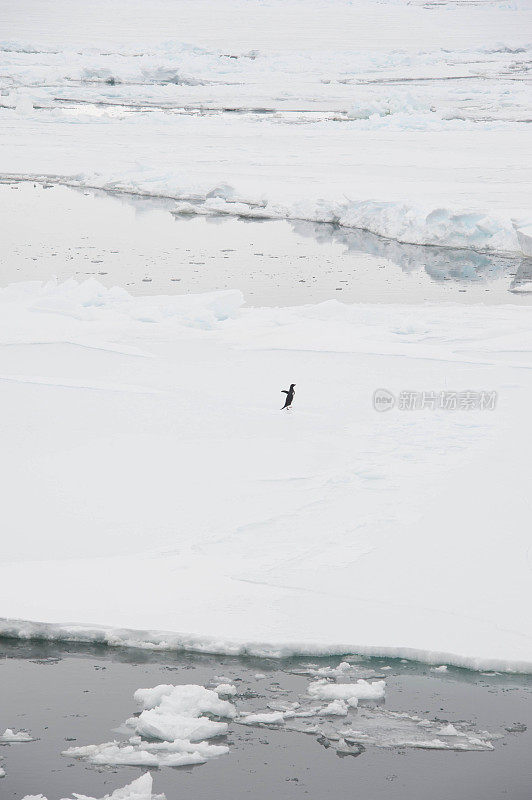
[0, 278, 531, 672]
[0, 0, 531, 252]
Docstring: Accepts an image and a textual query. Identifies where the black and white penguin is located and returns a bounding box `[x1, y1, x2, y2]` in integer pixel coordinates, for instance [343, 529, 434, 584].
[281, 384, 296, 410]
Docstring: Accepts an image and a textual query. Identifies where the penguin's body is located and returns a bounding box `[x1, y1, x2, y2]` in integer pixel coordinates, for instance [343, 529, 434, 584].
[281, 383, 296, 410]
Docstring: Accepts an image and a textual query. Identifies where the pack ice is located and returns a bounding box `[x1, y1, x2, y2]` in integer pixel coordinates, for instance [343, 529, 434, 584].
[0, 278, 531, 672]
[1, 0, 531, 252]
[21, 773, 164, 800]
[64, 683, 234, 768]
[1, 728, 34, 742]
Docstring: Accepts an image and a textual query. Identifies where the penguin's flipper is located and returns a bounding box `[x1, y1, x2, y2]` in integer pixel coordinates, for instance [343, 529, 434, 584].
[281, 390, 289, 394]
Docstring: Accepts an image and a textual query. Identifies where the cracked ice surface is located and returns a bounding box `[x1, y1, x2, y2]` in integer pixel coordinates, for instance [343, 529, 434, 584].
[0, 0, 530, 252]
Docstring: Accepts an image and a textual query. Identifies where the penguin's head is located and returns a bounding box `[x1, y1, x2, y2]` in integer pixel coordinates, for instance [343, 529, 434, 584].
[290, 384, 296, 389]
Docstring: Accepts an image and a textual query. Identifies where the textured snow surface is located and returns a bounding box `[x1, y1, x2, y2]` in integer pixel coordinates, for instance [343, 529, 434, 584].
[21, 773, 164, 800]
[0, 279, 531, 671]
[0, 0, 531, 252]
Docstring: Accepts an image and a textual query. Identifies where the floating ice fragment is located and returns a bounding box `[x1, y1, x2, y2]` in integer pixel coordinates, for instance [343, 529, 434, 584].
[239, 711, 286, 725]
[134, 683, 236, 719]
[292, 660, 378, 680]
[214, 683, 237, 696]
[308, 679, 386, 702]
[22, 773, 164, 800]
[63, 739, 227, 767]
[319, 700, 349, 716]
[65, 684, 234, 769]
[439, 724, 460, 736]
[1, 728, 34, 742]
[336, 708, 497, 751]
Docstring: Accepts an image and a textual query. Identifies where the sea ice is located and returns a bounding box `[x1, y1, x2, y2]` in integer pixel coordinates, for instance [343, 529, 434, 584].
[0, 0, 530, 252]
[1, 728, 34, 742]
[21, 773, 164, 800]
[239, 711, 287, 725]
[292, 661, 379, 680]
[308, 679, 386, 703]
[64, 683, 234, 768]
[319, 700, 349, 716]
[214, 683, 238, 696]
[134, 683, 236, 719]
[0, 279, 531, 672]
[315, 709, 496, 752]
[233, 661, 498, 752]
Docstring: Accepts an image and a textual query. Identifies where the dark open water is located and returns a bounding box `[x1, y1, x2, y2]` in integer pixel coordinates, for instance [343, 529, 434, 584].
[0, 639, 530, 800]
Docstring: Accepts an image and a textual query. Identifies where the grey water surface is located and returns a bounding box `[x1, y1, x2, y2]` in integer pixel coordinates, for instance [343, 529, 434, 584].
[0, 180, 529, 306]
[0, 639, 530, 800]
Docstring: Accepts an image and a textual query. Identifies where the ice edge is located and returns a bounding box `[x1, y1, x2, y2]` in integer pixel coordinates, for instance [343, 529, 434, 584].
[0, 175, 527, 258]
[1, 617, 530, 674]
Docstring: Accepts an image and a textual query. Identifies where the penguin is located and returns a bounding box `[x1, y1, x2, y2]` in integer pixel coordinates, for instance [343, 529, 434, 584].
[281, 383, 296, 410]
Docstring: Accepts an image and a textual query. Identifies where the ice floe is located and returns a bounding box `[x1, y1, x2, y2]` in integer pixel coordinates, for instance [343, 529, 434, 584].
[308, 679, 386, 703]
[235, 665, 498, 752]
[0, 0, 530, 253]
[318, 700, 349, 717]
[1, 728, 34, 741]
[64, 684, 234, 768]
[214, 683, 238, 696]
[239, 711, 287, 725]
[21, 773, 164, 800]
[332, 708, 498, 752]
[0, 279, 532, 672]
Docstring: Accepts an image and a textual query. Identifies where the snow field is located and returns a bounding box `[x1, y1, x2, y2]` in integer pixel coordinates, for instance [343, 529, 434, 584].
[0, 279, 531, 671]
